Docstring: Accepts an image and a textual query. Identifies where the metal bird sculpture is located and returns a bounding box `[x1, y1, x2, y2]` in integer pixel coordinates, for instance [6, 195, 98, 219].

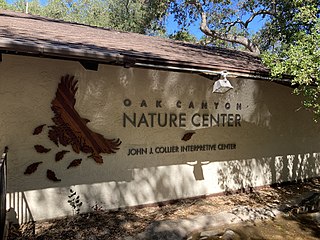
[24, 75, 122, 181]
[48, 75, 121, 164]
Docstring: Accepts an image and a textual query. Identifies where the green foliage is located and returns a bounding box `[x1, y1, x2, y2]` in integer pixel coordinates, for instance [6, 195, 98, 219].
[166, 0, 320, 52]
[27, 0, 42, 14]
[169, 30, 197, 43]
[73, 0, 109, 27]
[107, 0, 168, 34]
[256, 0, 319, 51]
[43, 0, 75, 21]
[42, 0, 109, 26]
[108, 0, 150, 33]
[67, 188, 83, 215]
[262, 3, 320, 119]
[0, 0, 8, 9]
[10, 0, 42, 14]
[165, 0, 274, 52]
[11, 0, 26, 12]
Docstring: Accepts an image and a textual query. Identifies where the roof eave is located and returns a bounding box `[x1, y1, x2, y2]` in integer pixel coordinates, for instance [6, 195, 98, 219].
[0, 38, 282, 83]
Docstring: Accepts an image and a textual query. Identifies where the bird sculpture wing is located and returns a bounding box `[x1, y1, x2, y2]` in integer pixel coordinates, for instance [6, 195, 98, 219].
[48, 75, 121, 164]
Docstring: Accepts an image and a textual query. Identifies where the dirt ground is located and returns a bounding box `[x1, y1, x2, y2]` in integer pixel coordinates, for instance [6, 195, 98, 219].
[7, 178, 320, 240]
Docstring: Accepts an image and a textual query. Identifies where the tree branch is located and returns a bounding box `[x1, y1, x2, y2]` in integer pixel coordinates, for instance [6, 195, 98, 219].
[224, 9, 276, 32]
[194, 1, 261, 54]
[125, 0, 130, 15]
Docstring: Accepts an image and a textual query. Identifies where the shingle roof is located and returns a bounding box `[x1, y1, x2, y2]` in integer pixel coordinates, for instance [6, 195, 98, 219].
[0, 10, 269, 75]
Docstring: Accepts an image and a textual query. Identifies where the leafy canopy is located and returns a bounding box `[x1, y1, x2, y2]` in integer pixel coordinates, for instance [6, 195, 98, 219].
[262, 3, 320, 119]
[0, 0, 7, 9]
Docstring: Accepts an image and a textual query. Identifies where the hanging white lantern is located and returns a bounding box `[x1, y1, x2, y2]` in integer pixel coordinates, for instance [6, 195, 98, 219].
[212, 71, 233, 93]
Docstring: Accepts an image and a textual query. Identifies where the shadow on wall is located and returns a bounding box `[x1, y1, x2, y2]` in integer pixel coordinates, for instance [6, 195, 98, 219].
[215, 79, 320, 192]
[6, 65, 319, 190]
[7, 163, 197, 223]
[3, 61, 320, 223]
[217, 152, 320, 193]
[6, 192, 33, 225]
[186, 161, 210, 181]
[78, 164, 198, 211]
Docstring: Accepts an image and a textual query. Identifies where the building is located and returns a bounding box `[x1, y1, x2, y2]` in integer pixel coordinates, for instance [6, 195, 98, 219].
[0, 10, 319, 223]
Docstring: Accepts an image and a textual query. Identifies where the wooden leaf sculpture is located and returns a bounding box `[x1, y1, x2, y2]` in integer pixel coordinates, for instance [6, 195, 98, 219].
[48, 75, 121, 164]
[34, 145, 51, 153]
[47, 169, 61, 182]
[33, 124, 46, 135]
[55, 150, 70, 162]
[182, 132, 195, 141]
[67, 159, 82, 169]
[24, 162, 43, 175]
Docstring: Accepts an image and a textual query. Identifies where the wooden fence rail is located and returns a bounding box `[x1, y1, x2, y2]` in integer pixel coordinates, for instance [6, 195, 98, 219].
[0, 147, 8, 240]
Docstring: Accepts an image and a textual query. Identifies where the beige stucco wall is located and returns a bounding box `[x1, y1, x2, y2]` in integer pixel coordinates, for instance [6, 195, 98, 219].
[1, 54, 320, 222]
